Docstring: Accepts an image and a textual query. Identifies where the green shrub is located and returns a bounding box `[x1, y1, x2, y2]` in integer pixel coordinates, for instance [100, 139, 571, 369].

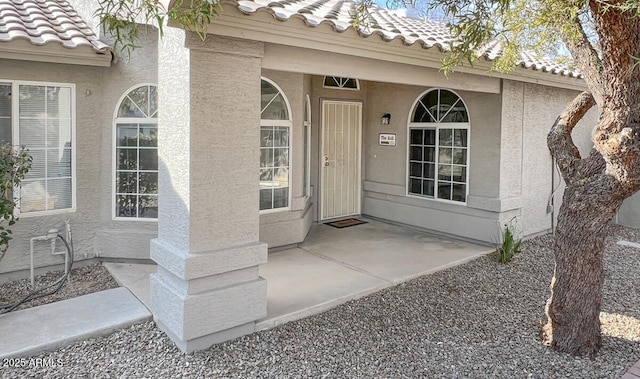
[0, 143, 32, 262]
[496, 220, 522, 264]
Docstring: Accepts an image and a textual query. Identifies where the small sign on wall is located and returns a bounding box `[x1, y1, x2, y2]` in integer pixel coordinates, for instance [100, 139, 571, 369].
[379, 133, 396, 146]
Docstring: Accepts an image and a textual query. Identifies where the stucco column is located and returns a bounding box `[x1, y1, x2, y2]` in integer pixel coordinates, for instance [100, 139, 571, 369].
[150, 30, 267, 353]
[496, 79, 525, 224]
[499, 80, 524, 201]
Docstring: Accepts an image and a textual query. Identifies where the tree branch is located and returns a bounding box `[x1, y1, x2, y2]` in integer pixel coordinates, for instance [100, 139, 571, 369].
[578, 147, 606, 180]
[547, 91, 596, 183]
[556, 12, 604, 106]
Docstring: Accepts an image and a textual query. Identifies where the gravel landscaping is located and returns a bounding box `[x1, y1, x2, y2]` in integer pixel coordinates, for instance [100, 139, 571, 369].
[0, 263, 118, 312]
[2, 226, 639, 378]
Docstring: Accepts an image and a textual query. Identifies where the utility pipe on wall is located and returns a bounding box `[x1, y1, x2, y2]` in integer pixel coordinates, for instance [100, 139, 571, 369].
[29, 221, 72, 288]
[29, 233, 53, 288]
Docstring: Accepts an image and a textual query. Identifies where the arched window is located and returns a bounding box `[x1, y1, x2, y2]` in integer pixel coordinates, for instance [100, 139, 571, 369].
[114, 84, 158, 219]
[407, 89, 469, 203]
[323, 76, 359, 90]
[260, 78, 291, 211]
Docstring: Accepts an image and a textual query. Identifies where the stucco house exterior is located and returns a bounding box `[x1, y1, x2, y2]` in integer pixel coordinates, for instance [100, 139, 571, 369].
[2, 0, 640, 352]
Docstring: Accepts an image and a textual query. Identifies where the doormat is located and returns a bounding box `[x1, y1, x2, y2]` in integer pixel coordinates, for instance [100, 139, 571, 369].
[325, 218, 368, 229]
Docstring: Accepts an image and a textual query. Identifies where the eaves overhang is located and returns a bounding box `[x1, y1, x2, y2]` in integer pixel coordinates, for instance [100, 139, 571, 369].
[171, 0, 586, 92]
[0, 38, 112, 66]
[0, 0, 114, 67]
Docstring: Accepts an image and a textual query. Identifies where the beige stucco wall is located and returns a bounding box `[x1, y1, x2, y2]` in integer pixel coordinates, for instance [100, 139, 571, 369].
[0, 58, 107, 276]
[361, 80, 503, 243]
[94, 29, 159, 259]
[1, 19, 605, 278]
[258, 70, 313, 247]
[359, 78, 595, 244]
[518, 81, 595, 238]
[0, 30, 158, 277]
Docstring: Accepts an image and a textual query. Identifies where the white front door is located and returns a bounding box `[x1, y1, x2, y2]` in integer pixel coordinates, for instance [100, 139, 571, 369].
[321, 101, 362, 220]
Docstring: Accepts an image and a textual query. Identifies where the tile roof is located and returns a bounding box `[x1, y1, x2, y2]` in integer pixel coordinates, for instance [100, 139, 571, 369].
[234, 0, 580, 78]
[0, 0, 111, 56]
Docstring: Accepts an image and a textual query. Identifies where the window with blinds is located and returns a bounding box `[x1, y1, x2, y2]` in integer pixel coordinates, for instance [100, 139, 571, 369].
[0, 84, 10, 143]
[0, 82, 75, 215]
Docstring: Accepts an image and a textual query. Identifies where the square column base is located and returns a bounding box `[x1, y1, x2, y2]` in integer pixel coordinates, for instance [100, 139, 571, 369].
[150, 272, 267, 342]
[149, 240, 268, 352]
[156, 320, 255, 353]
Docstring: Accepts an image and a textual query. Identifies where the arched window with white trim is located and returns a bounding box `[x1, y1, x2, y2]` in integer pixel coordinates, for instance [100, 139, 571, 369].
[407, 89, 469, 203]
[260, 78, 292, 211]
[114, 84, 158, 219]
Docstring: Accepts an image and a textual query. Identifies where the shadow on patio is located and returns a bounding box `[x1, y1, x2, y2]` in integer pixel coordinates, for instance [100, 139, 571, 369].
[255, 217, 492, 330]
[106, 217, 493, 331]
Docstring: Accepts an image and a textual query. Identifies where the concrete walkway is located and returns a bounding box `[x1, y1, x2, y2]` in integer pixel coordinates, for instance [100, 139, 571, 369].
[0, 217, 492, 359]
[624, 360, 640, 379]
[0, 287, 150, 359]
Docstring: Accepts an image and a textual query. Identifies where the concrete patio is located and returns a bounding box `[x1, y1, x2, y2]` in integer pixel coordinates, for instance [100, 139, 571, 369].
[0, 217, 493, 359]
[105, 217, 492, 331]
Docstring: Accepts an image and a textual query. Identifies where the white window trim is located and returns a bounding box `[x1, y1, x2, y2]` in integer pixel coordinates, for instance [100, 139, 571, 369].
[112, 83, 158, 222]
[259, 121, 292, 214]
[262, 120, 291, 127]
[0, 80, 77, 217]
[260, 77, 293, 214]
[406, 88, 471, 205]
[303, 94, 311, 199]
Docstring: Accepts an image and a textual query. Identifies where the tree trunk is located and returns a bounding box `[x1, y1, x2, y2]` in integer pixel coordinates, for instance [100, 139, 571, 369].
[540, 0, 640, 359]
[543, 177, 624, 357]
[544, 91, 639, 357]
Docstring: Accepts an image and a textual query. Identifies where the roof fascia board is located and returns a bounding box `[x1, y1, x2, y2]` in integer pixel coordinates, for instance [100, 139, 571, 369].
[485, 69, 587, 91]
[205, 11, 447, 69]
[445, 58, 587, 91]
[201, 8, 586, 91]
[263, 43, 501, 94]
[0, 41, 112, 67]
